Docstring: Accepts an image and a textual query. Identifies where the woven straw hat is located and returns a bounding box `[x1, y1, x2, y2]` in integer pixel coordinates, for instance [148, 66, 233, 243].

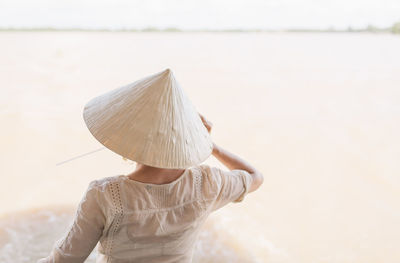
[83, 68, 213, 169]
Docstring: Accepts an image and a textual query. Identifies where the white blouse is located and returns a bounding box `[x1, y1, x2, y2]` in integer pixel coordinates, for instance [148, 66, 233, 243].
[37, 164, 253, 263]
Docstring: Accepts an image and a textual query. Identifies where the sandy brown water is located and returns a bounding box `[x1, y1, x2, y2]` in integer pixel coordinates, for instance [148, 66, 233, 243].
[0, 32, 400, 262]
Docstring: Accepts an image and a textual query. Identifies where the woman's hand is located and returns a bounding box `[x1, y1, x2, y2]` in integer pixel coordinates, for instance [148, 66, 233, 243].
[198, 112, 213, 134]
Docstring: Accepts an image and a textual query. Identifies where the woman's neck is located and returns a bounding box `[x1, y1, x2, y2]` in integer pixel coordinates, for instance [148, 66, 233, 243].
[126, 164, 186, 184]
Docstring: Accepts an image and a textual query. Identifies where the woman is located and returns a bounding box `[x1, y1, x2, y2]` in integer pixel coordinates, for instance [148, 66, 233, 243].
[37, 69, 264, 263]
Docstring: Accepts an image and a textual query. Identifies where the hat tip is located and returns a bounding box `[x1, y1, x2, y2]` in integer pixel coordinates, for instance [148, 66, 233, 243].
[164, 68, 172, 74]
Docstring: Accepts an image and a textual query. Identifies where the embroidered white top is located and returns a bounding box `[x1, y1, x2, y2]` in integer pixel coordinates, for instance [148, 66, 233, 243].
[37, 164, 253, 263]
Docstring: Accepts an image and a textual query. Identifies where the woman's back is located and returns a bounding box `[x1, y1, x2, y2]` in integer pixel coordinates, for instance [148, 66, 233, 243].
[40, 164, 253, 263]
[98, 166, 208, 262]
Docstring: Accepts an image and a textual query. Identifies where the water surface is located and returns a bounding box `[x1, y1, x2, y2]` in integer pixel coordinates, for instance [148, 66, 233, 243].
[1, 32, 399, 262]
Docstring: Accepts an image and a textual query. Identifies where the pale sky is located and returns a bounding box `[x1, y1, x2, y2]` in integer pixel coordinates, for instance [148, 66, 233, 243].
[0, 0, 399, 30]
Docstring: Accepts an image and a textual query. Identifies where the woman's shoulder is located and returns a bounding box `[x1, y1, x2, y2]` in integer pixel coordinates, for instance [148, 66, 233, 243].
[196, 163, 214, 174]
[196, 164, 222, 181]
[194, 164, 222, 196]
[87, 175, 124, 192]
[196, 163, 252, 190]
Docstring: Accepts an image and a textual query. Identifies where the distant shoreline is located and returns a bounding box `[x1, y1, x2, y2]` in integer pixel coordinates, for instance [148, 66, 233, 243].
[0, 26, 399, 34]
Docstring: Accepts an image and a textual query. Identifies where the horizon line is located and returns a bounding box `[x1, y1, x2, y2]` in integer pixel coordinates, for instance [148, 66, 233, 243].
[0, 24, 399, 33]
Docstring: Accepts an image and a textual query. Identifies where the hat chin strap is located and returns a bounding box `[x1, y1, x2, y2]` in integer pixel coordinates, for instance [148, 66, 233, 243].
[55, 147, 106, 166]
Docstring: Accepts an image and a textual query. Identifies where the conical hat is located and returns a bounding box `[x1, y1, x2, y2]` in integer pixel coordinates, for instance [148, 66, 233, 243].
[82, 68, 213, 169]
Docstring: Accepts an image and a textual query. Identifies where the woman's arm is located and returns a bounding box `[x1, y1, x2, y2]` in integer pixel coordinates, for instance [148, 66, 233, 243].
[212, 143, 264, 193]
[198, 112, 264, 193]
[37, 180, 106, 263]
